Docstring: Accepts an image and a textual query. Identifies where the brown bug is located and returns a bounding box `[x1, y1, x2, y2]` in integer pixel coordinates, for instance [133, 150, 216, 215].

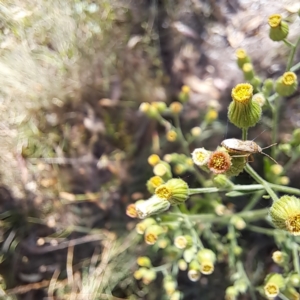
[221, 138, 278, 164]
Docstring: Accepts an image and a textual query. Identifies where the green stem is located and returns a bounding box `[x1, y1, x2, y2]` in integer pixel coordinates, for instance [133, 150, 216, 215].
[279, 293, 291, 300]
[242, 128, 248, 140]
[242, 191, 265, 211]
[173, 114, 206, 184]
[283, 153, 300, 173]
[283, 39, 294, 48]
[245, 164, 278, 202]
[292, 241, 300, 277]
[175, 206, 204, 249]
[246, 225, 275, 236]
[169, 208, 269, 224]
[237, 260, 257, 300]
[271, 95, 280, 159]
[291, 61, 300, 72]
[286, 35, 300, 71]
[228, 223, 237, 267]
[189, 182, 300, 197]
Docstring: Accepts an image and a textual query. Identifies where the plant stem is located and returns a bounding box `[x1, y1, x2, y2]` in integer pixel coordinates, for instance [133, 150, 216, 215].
[242, 191, 265, 211]
[245, 164, 278, 202]
[292, 241, 300, 277]
[246, 225, 275, 236]
[169, 208, 269, 224]
[242, 128, 248, 140]
[286, 35, 300, 71]
[237, 260, 257, 300]
[173, 114, 206, 184]
[271, 95, 280, 159]
[175, 206, 204, 249]
[189, 182, 300, 197]
[283, 39, 294, 48]
[291, 61, 300, 72]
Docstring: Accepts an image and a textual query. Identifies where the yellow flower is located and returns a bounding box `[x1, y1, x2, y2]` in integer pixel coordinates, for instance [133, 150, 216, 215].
[169, 102, 183, 114]
[174, 235, 192, 249]
[148, 154, 160, 166]
[126, 203, 138, 218]
[264, 273, 285, 299]
[207, 150, 232, 174]
[228, 83, 261, 129]
[242, 63, 255, 81]
[264, 282, 279, 299]
[144, 224, 165, 245]
[205, 109, 218, 123]
[191, 147, 211, 166]
[235, 48, 251, 69]
[268, 14, 289, 42]
[268, 14, 282, 28]
[166, 130, 177, 142]
[276, 72, 298, 96]
[137, 256, 152, 268]
[199, 261, 214, 275]
[190, 126, 202, 137]
[272, 251, 286, 265]
[270, 195, 300, 235]
[155, 178, 189, 205]
[146, 176, 164, 193]
[231, 83, 253, 103]
[135, 218, 156, 234]
[181, 85, 191, 94]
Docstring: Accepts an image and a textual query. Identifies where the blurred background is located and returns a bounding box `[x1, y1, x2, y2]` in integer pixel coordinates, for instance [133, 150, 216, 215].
[0, 0, 300, 299]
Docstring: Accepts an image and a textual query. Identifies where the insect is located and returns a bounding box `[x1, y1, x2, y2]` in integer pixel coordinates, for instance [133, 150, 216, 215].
[221, 138, 278, 164]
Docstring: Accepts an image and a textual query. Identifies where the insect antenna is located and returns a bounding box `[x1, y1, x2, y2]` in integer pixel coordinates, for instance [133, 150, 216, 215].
[252, 129, 267, 141]
[261, 151, 279, 164]
[261, 143, 277, 150]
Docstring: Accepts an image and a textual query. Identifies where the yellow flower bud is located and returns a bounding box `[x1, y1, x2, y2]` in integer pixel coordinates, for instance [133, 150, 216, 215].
[213, 174, 234, 189]
[174, 235, 193, 249]
[169, 101, 183, 114]
[252, 93, 266, 107]
[268, 14, 289, 42]
[272, 250, 287, 265]
[155, 178, 189, 205]
[228, 83, 262, 129]
[142, 269, 157, 285]
[137, 256, 152, 268]
[270, 195, 300, 235]
[191, 126, 202, 137]
[235, 48, 251, 69]
[153, 162, 172, 181]
[144, 224, 165, 245]
[200, 260, 214, 275]
[178, 259, 188, 271]
[197, 248, 216, 264]
[146, 176, 165, 193]
[148, 154, 160, 166]
[166, 130, 178, 142]
[275, 72, 298, 97]
[134, 267, 147, 280]
[126, 203, 138, 218]
[242, 63, 255, 81]
[230, 216, 246, 230]
[279, 176, 290, 185]
[135, 218, 156, 234]
[205, 109, 218, 123]
[264, 273, 285, 299]
[151, 101, 167, 113]
[179, 85, 191, 103]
